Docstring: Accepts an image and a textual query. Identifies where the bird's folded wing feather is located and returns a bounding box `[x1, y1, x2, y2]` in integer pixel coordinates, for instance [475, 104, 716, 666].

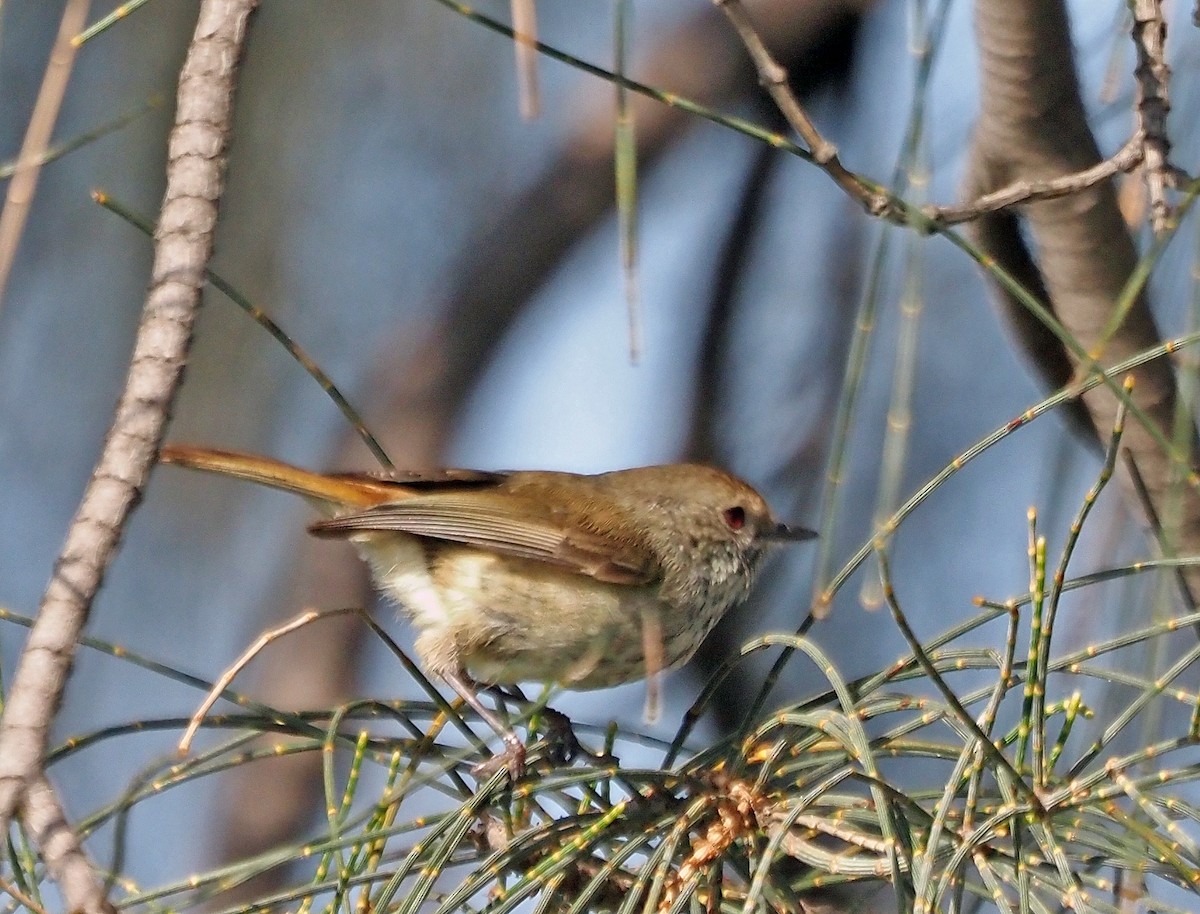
[309, 494, 657, 586]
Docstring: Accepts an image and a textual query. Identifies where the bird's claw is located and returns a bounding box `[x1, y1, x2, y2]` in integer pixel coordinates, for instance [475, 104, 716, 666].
[471, 736, 526, 783]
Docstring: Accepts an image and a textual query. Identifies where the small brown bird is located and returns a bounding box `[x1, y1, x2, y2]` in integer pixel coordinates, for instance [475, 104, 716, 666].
[160, 445, 814, 777]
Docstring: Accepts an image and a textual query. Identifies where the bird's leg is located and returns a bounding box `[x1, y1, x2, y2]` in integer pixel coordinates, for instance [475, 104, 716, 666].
[486, 684, 575, 763]
[440, 669, 526, 781]
[484, 685, 613, 768]
[639, 607, 664, 725]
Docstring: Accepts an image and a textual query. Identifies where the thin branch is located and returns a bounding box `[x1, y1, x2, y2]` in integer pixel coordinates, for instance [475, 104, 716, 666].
[0, 874, 52, 914]
[443, 0, 1174, 237]
[179, 609, 324, 754]
[1130, 0, 1182, 233]
[0, 0, 258, 905]
[511, 0, 540, 119]
[713, 0, 891, 217]
[0, 0, 92, 320]
[926, 135, 1146, 227]
[715, 0, 1117, 231]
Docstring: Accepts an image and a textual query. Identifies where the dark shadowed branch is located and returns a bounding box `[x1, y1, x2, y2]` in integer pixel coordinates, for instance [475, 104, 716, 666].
[964, 0, 1200, 608]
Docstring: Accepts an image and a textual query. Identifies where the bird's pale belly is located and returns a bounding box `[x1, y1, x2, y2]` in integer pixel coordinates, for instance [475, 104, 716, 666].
[357, 534, 712, 688]
[434, 548, 680, 689]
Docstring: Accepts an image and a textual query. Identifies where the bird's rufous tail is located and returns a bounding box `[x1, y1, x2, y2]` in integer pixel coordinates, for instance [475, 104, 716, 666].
[159, 445, 402, 508]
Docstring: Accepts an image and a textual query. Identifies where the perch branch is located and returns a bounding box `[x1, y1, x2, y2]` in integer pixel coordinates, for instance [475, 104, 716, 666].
[0, 1, 257, 907]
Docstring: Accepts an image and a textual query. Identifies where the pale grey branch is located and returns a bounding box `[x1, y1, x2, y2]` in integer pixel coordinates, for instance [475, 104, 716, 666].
[0, 0, 258, 905]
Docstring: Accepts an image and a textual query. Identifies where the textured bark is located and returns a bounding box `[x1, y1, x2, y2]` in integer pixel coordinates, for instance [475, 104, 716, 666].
[0, 2, 258, 909]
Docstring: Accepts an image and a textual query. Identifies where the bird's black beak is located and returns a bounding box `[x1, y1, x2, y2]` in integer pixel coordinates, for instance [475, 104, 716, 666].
[763, 522, 818, 542]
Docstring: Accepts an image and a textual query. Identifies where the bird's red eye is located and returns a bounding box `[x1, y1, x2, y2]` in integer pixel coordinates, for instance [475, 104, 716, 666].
[723, 506, 746, 530]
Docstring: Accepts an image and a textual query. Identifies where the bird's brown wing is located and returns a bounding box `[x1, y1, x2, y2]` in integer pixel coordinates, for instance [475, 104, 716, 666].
[309, 492, 657, 586]
[345, 468, 510, 487]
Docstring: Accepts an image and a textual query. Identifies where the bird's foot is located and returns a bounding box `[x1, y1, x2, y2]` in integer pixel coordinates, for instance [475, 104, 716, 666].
[473, 685, 616, 775]
[471, 733, 526, 782]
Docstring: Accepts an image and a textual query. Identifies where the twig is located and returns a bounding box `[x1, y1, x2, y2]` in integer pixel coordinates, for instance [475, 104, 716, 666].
[712, 0, 891, 217]
[0, 0, 91, 320]
[511, 0, 540, 119]
[0, 0, 257, 906]
[1129, 0, 1181, 233]
[439, 0, 1174, 235]
[0, 873, 53, 914]
[926, 136, 1146, 227]
[179, 609, 326, 754]
[715, 0, 1132, 233]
